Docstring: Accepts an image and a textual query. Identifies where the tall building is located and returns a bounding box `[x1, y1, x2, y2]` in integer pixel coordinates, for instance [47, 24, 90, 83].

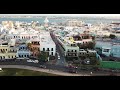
[44, 17, 49, 27]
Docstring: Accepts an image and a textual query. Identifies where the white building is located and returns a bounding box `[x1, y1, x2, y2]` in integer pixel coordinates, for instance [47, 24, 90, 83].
[95, 41, 120, 58]
[40, 31, 56, 56]
[5, 27, 38, 40]
[111, 45, 120, 58]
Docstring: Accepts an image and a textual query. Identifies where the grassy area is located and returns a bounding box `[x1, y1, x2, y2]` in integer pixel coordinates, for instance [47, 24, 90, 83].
[0, 68, 59, 76]
[100, 61, 120, 69]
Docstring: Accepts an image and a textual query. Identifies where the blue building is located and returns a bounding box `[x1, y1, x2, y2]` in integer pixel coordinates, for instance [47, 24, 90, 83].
[16, 44, 31, 58]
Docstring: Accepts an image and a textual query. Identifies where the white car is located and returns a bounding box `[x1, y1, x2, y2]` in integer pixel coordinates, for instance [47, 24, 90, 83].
[34, 60, 39, 63]
[58, 56, 60, 59]
[27, 60, 33, 62]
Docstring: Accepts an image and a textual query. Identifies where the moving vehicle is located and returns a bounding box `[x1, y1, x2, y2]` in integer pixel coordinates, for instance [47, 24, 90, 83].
[68, 69, 77, 73]
[27, 59, 39, 63]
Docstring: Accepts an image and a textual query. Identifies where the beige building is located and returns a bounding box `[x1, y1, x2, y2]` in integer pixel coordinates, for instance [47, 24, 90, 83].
[2, 21, 14, 29]
[66, 19, 84, 27]
[0, 45, 17, 59]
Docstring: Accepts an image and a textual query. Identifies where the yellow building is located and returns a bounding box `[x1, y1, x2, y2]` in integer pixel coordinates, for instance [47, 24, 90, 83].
[0, 45, 17, 59]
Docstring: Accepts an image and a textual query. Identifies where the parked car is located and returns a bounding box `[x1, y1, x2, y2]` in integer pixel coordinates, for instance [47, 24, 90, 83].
[68, 65, 77, 69]
[58, 57, 60, 60]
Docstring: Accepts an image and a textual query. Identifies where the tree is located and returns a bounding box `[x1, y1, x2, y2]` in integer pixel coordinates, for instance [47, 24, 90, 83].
[38, 51, 49, 62]
[109, 34, 116, 39]
[87, 42, 95, 49]
[27, 43, 32, 49]
[90, 57, 97, 65]
[103, 35, 109, 38]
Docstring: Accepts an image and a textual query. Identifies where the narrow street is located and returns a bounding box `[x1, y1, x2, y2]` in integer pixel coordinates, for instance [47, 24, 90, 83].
[50, 31, 67, 66]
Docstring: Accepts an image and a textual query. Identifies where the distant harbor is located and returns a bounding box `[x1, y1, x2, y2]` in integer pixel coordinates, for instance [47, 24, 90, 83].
[0, 17, 120, 24]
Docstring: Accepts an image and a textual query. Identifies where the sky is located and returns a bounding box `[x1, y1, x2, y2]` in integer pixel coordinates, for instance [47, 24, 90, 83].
[0, 14, 120, 18]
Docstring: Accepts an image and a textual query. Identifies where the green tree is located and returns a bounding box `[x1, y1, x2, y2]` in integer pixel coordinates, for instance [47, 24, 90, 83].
[87, 42, 95, 49]
[38, 51, 49, 62]
[27, 43, 32, 49]
[90, 57, 98, 65]
[109, 34, 116, 39]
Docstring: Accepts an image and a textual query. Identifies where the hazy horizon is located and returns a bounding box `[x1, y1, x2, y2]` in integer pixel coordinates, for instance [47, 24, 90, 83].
[0, 14, 120, 19]
[0, 14, 120, 17]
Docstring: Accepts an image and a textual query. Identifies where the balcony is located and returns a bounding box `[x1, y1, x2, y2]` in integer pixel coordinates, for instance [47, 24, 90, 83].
[67, 50, 77, 53]
[8, 51, 17, 53]
[0, 51, 6, 53]
[67, 53, 77, 57]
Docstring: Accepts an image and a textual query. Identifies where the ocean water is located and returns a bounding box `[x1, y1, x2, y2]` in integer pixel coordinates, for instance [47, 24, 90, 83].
[0, 18, 120, 24]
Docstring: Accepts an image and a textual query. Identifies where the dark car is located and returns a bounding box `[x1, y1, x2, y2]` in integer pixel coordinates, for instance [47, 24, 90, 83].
[68, 69, 77, 73]
[39, 65, 46, 68]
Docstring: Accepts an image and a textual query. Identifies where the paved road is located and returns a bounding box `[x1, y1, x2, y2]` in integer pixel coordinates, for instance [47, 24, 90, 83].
[0, 65, 83, 76]
[50, 31, 67, 66]
[0, 60, 118, 76]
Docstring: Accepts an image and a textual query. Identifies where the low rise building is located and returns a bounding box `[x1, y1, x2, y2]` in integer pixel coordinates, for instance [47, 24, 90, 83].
[16, 44, 31, 58]
[0, 42, 17, 59]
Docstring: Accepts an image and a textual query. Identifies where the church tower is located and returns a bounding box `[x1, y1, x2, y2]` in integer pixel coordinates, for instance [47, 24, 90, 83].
[44, 17, 49, 27]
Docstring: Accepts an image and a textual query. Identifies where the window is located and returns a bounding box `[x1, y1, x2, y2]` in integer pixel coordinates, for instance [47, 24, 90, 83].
[6, 49, 7, 51]
[14, 36, 15, 38]
[71, 50, 73, 52]
[8, 56, 10, 58]
[51, 48, 53, 51]
[51, 52, 53, 55]
[103, 49, 109, 52]
[12, 56, 13, 58]
[43, 48, 45, 51]
[19, 55, 21, 57]
[47, 48, 49, 51]
[24, 55, 26, 57]
[3, 56, 5, 59]
[75, 50, 77, 52]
